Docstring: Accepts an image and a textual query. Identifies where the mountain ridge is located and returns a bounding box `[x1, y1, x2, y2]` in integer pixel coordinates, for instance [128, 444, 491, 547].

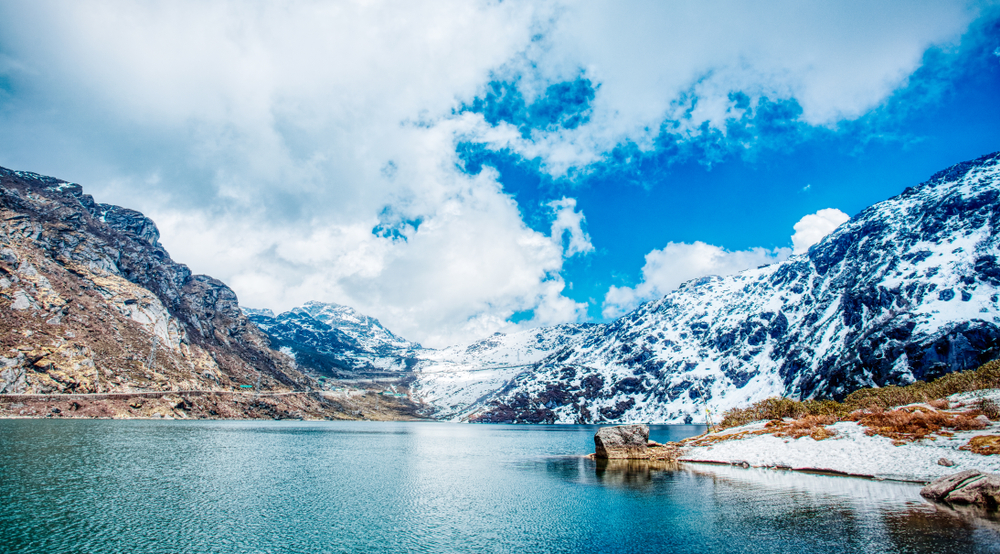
[9, 151, 996, 424]
[259, 152, 1000, 423]
[463, 151, 1000, 423]
[0, 167, 417, 419]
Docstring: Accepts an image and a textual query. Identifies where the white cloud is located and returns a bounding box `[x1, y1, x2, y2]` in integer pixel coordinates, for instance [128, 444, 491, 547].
[791, 208, 851, 254]
[602, 207, 852, 318]
[548, 197, 594, 257]
[0, 1, 979, 345]
[484, 0, 977, 174]
[602, 242, 791, 319]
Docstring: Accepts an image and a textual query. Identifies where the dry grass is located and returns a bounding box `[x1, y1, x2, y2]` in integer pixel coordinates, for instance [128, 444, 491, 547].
[766, 414, 840, 440]
[841, 359, 1000, 411]
[712, 358, 1000, 445]
[683, 428, 770, 447]
[961, 435, 1000, 455]
[720, 359, 1000, 431]
[853, 407, 986, 442]
[978, 398, 1000, 420]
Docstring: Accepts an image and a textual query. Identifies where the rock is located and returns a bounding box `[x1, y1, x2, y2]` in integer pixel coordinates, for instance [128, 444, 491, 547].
[938, 458, 955, 467]
[50, 407, 60, 414]
[921, 469, 981, 501]
[921, 469, 1000, 509]
[946, 475, 1000, 509]
[594, 424, 650, 459]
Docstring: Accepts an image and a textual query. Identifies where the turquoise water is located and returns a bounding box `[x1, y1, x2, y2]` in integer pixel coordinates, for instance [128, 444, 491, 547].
[1, 420, 998, 553]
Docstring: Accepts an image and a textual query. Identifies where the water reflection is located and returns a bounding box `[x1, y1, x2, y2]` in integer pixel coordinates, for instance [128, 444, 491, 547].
[3, 420, 999, 554]
[593, 458, 680, 488]
[543, 455, 1000, 553]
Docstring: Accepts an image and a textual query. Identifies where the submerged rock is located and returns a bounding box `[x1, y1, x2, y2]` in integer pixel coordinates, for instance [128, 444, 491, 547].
[921, 469, 1000, 509]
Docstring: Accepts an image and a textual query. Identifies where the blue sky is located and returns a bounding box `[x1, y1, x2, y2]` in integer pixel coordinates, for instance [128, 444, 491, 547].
[0, 1, 998, 346]
[455, 12, 1000, 321]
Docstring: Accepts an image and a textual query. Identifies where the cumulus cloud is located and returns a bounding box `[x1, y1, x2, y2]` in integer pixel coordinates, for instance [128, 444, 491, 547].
[602, 207, 852, 318]
[479, 0, 977, 173]
[548, 197, 594, 257]
[791, 208, 851, 254]
[0, 1, 979, 345]
[602, 243, 791, 319]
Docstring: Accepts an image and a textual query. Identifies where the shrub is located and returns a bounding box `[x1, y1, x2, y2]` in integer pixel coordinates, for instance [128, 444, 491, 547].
[857, 407, 986, 441]
[719, 397, 807, 429]
[961, 435, 1000, 455]
[717, 358, 1000, 431]
[978, 398, 1000, 420]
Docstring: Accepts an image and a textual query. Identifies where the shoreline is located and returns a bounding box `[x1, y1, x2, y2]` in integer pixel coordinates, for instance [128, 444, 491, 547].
[0, 388, 425, 421]
[671, 389, 1000, 484]
[677, 459, 927, 483]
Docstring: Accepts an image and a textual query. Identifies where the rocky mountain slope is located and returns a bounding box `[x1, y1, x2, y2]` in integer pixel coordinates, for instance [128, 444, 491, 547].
[460, 152, 1000, 424]
[0, 167, 401, 419]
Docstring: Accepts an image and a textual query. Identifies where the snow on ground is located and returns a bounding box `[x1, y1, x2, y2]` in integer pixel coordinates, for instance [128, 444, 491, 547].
[679, 390, 1000, 483]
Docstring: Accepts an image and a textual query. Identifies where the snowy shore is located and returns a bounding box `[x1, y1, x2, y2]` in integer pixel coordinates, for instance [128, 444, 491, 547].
[678, 390, 1000, 483]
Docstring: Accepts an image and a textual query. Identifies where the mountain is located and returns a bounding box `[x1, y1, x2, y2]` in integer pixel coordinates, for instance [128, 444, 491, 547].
[461, 152, 1000, 423]
[243, 300, 598, 415]
[165, 152, 1000, 425]
[0, 167, 392, 419]
[245, 301, 421, 376]
[410, 323, 596, 418]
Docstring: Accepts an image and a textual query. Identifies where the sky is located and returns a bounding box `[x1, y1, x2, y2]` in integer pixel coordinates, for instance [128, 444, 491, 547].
[0, 1, 998, 347]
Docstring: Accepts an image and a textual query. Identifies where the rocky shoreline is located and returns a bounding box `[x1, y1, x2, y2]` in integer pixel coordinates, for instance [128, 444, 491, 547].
[0, 388, 424, 421]
[590, 389, 1000, 487]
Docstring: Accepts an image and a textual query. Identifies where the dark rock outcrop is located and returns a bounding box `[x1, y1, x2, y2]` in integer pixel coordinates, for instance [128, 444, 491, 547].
[921, 469, 1000, 509]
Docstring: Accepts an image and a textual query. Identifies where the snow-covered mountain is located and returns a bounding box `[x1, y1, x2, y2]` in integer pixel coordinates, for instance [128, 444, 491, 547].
[245, 301, 421, 376]
[241, 153, 1000, 424]
[457, 152, 1000, 424]
[410, 323, 596, 418]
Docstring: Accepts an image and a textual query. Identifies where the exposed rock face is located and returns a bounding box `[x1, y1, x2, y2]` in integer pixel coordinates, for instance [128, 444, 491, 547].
[457, 152, 1000, 423]
[0, 167, 317, 401]
[921, 469, 1000, 509]
[594, 424, 650, 459]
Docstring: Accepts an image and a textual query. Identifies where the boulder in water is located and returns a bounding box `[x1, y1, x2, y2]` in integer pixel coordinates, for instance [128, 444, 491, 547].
[594, 424, 650, 459]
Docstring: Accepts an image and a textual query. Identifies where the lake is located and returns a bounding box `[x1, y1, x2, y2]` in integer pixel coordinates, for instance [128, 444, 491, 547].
[1, 420, 998, 553]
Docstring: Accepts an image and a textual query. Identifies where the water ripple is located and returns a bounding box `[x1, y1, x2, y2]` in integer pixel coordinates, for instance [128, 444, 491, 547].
[1, 420, 997, 554]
